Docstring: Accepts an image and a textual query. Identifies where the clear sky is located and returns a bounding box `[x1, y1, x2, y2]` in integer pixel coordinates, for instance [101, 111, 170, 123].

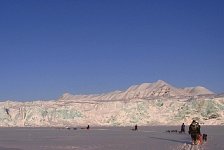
[0, 0, 224, 101]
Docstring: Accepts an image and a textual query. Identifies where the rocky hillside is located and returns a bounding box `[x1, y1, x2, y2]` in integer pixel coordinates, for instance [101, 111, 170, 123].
[0, 80, 223, 127]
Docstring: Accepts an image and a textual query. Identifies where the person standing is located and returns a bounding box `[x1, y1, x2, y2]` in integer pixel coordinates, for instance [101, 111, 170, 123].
[181, 123, 185, 133]
[134, 124, 138, 131]
[189, 120, 201, 145]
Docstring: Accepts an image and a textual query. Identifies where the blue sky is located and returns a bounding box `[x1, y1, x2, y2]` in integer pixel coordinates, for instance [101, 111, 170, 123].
[0, 0, 224, 101]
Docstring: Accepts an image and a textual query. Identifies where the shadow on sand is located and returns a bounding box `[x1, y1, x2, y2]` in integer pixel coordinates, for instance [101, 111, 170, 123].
[0, 146, 22, 150]
[148, 136, 192, 144]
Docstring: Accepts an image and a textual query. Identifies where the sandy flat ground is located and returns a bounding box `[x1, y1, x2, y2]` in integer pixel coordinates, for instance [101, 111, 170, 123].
[0, 126, 223, 150]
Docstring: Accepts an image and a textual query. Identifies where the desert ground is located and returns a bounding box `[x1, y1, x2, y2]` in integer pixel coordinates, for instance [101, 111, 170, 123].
[0, 126, 223, 150]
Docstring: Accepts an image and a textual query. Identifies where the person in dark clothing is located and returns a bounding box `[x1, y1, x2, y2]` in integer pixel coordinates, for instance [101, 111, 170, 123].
[134, 124, 138, 131]
[202, 134, 207, 142]
[181, 123, 185, 133]
[87, 125, 90, 130]
[189, 120, 201, 145]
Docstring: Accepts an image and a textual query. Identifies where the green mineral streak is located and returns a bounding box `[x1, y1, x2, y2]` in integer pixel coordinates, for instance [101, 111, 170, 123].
[174, 112, 185, 120]
[155, 99, 163, 107]
[56, 109, 83, 119]
[201, 100, 218, 117]
[25, 112, 33, 121]
[137, 101, 148, 114]
[168, 102, 176, 112]
[0, 108, 6, 118]
[107, 115, 120, 125]
[216, 103, 224, 110]
[179, 103, 191, 115]
[14, 113, 21, 121]
[210, 100, 224, 110]
[173, 102, 193, 121]
[40, 109, 48, 118]
[0, 108, 10, 120]
[130, 116, 139, 123]
[191, 100, 198, 109]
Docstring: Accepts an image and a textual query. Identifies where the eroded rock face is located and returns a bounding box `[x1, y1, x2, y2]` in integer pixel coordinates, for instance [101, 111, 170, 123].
[0, 80, 222, 127]
[0, 97, 223, 127]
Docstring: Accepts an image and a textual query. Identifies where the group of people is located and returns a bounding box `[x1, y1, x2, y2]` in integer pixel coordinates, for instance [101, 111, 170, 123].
[86, 121, 203, 145]
[181, 120, 206, 145]
[79, 121, 203, 145]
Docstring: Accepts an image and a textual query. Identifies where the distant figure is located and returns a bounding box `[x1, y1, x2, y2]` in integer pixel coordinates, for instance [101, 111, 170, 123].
[202, 134, 207, 142]
[87, 125, 90, 130]
[131, 124, 138, 131]
[134, 124, 138, 131]
[189, 120, 201, 145]
[181, 123, 185, 133]
[5, 108, 10, 115]
[166, 130, 171, 133]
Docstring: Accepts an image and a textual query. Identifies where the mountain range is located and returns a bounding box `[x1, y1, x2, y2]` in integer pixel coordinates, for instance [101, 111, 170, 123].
[0, 80, 223, 127]
[60, 80, 214, 101]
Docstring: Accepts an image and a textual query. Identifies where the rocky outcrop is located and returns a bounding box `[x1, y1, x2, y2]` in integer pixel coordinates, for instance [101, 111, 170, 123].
[0, 80, 222, 127]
